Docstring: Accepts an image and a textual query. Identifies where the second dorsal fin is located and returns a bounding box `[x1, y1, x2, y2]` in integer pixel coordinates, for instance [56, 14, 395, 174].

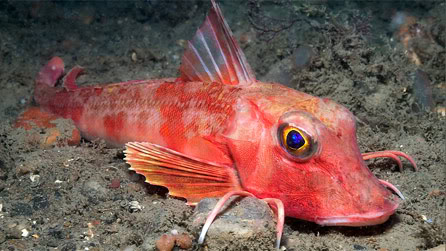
[179, 0, 256, 86]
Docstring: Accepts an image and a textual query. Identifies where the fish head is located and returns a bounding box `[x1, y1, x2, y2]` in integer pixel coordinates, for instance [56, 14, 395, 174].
[224, 82, 400, 226]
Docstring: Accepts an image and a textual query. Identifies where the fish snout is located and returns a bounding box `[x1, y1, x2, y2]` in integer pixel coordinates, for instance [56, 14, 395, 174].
[314, 167, 401, 227]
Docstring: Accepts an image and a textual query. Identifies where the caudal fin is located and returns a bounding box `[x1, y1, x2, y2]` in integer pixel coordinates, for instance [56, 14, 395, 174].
[34, 57, 66, 106]
[35, 56, 65, 87]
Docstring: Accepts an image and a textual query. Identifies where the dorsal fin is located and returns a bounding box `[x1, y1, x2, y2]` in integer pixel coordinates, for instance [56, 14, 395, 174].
[179, 0, 256, 85]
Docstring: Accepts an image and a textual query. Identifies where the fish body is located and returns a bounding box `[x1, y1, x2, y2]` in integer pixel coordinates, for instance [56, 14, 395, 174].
[36, 78, 238, 151]
[32, 0, 416, 237]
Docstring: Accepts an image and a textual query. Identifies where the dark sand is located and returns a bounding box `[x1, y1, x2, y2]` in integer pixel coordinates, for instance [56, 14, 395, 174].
[0, 1, 444, 250]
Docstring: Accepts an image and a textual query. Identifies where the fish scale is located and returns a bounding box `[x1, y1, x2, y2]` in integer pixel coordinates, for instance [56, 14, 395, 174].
[37, 77, 241, 150]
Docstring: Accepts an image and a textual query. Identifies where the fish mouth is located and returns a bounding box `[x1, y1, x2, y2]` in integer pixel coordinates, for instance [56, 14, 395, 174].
[314, 201, 399, 226]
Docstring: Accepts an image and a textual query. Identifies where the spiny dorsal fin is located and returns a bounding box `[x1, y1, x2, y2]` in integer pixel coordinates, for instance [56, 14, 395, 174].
[124, 142, 242, 205]
[179, 0, 256, 85]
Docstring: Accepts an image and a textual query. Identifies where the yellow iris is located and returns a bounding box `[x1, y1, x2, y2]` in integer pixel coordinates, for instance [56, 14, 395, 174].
[282, 126, 309, 155]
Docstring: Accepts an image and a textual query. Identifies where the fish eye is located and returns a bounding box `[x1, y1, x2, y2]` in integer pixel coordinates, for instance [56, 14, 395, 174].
[279, 124, 317, 161]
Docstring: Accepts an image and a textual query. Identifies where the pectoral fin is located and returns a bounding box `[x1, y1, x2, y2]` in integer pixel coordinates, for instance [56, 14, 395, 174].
[124, 142, 242, 205]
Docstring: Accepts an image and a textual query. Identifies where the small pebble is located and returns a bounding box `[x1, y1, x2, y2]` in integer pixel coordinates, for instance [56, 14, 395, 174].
[353, 244, 367, 250]
[156, 234, 175, 251]
[21, 228, 29, 237]
[192, 197, 276, 249]
[131, 52, 138, 62]
[176, 233, 192, 249]
[109, 178, 120, 189]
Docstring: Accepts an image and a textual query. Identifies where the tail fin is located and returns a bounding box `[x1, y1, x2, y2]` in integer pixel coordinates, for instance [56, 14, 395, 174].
[34, 57, 65, 105]
[36, 56, 65, 87]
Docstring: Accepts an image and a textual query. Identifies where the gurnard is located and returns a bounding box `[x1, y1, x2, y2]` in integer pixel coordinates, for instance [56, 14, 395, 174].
[32, 0, 416, 248]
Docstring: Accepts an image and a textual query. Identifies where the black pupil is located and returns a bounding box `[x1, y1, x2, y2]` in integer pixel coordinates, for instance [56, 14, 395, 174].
[286, 130, 305, 149]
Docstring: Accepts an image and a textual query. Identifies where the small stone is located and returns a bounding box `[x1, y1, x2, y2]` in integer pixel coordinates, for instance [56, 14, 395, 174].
[21, 228, 30, 237]
[353, 244, 367, 250]
[131, 52, 138, 62]
[156, 234, 175, 251]
[175, 233, 192, 249]
[191, 197, 276, 250]
[109, 178, 120, 189]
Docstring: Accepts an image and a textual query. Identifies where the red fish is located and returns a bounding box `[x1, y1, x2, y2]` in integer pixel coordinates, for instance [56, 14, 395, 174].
[31, 0, 416, 248]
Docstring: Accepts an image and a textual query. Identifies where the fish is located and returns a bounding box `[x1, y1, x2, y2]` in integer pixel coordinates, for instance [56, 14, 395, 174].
[30, 0, 417, 248]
